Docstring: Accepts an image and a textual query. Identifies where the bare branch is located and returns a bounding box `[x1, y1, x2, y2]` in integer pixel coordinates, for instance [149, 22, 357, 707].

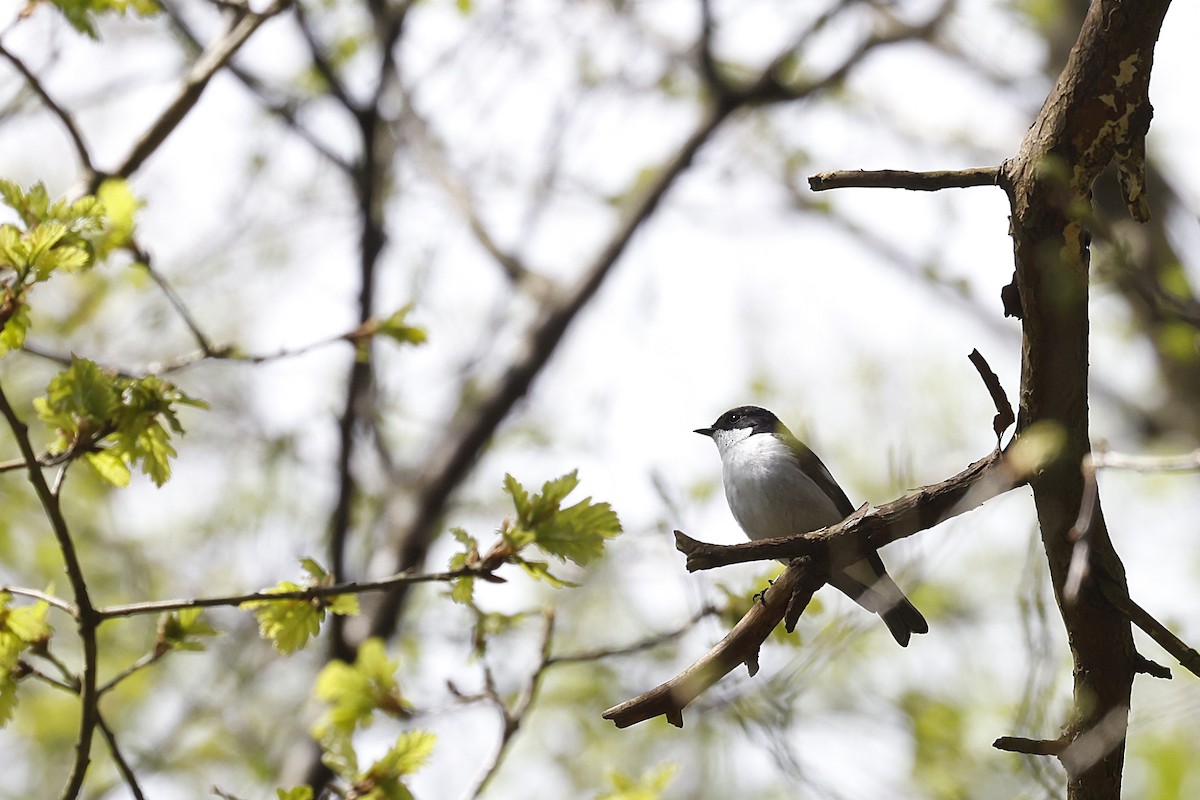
[0, 41, 96, 180]
[994, 735, 1068, 756]
[675, 447, 1019, 571]
[95, 564, 503, 621]
[809, 167, 1000, 192]
[1100, 584, 1200, 679]
[97, 713, 147, 800]
[602, 562, 823, 729]
[108, 0, 292, 184]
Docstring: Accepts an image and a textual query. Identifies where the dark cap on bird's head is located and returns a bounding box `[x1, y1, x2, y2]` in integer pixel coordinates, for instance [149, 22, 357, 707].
[694, 405, 781, 438]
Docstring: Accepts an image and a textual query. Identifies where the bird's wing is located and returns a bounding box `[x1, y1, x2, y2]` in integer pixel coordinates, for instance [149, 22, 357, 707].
[781, 433, 857, 518]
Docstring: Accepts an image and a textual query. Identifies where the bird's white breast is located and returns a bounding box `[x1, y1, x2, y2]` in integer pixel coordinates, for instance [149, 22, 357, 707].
[716, 431, 844, 540]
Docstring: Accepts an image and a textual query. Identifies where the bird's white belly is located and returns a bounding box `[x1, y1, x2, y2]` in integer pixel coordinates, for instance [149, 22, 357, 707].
[721, 438, 843, 540]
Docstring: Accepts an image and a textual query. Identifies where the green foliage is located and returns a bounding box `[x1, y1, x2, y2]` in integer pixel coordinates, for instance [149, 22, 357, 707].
[32, 355, 208, 487]
[503, 470, 621, 568]
[597, 764, 678, 800]
[377, 305, 428, 347]
[0, 593, 51, 727]
[309, 638, 434, 800]
[157, 608, 218, 653]
[448, 472, 621, 604]
[312, 638, 408, 739]
[242, 559, 360, 654]
[46, 0, 160, 39]
[0, 179, 134, 355]
[275, 788, 313, 800]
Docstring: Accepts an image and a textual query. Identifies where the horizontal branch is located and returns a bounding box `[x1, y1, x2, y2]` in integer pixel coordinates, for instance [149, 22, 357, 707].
[676, 447, 1021, 572]
[994, 735, 1068, 756]
[808, 167, 1000, 192]
[96, 565, 501, 621]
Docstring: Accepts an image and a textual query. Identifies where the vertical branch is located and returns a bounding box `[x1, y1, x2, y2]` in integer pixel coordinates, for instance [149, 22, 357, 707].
[0, 384, 98, 800]
[999, 0, 1172, 796]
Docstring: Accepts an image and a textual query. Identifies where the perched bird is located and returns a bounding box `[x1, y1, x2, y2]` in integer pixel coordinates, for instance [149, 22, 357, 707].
[695, 405, 927, 646]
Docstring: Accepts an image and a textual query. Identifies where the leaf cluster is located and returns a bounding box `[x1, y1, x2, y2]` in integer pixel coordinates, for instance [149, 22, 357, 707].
[0, 593, 51, 726]
[241, 559, 360, 654]
[33, 355, 208, 487]
[44, 0, 160, 39]
[302, 638, 435, 800]
[448, 470, 622, 604]
[0, 179, 135, 354]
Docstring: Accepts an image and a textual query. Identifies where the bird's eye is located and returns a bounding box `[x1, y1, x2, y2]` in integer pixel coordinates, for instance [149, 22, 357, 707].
[729, 413, 741, 423]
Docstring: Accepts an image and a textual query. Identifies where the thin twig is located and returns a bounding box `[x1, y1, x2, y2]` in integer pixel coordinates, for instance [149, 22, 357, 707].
[468, 611, 556, 799]
[0, 41, 96, 180]
[1, 585, 77, 614]
[1100, 584, 1200, 679]
[95, 565, 501, 621]
[546, 605, 718, 666]
[97, 712, 147, 800]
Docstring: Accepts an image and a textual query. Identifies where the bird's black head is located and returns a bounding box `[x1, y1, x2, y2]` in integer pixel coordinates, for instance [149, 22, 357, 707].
[694, 405, 781, 438]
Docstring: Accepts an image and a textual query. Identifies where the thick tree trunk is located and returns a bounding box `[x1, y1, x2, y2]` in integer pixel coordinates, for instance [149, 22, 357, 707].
[999, 0, 1172, 796]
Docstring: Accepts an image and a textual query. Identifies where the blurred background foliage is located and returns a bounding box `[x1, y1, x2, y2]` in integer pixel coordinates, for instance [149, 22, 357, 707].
[0, 0, 1198, 797]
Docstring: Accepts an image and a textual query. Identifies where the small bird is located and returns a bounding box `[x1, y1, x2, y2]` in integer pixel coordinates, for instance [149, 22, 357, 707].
[695, 405, 927, 646]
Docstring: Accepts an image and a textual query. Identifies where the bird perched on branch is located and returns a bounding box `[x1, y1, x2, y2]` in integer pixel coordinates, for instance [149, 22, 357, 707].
[695, 405, 927, 646]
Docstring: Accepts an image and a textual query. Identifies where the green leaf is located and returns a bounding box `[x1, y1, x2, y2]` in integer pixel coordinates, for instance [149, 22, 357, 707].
[449, 576, 475, 605]
[516, 559, 577, 588]
[369, 730, 437, 778]
[0, 593, 51, 728]
[276, 788, 313, 800]
[242, 583, 323, 654]
[377, 304, 428, 347]
[95, 178, 140, 253]
[159, 608, 218, 652]
[242, 559, 358, 653]
[313, 638, 406, 738]
[502, 473, 530, 521]
[33, 357, 207, 487]
[0, 298, 29, 357]
[598, 764, 679, 800]
[531, 497, 621, 566]
[85, 450, 131, 487]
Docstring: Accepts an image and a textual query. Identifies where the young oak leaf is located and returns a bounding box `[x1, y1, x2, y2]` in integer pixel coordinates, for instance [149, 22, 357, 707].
[158, 608, 218, 653]
[0, 593, 51, 727]
[242, 560, 359, 654]
[312, 638, 408, 739]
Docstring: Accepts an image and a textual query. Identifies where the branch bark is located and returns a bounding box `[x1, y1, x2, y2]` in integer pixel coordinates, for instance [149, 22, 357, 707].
[996, 1, 1172, 796]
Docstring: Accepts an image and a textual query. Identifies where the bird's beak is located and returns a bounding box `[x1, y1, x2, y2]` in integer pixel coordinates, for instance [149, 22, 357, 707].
[693, 427, 715, 437]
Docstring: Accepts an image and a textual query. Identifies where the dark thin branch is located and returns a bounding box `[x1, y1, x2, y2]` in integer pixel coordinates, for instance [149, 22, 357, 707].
[0, 41, 96, 180]
[994, 736, 1068, 756]
[0, 383, 98, 800]
[157, 0, 353, 173]
[546, 605, 718, 667]
[809, 167, 1000, 192]
[107, 0, 292, 186]
[468, 611, 556, 799]
[365, 96, 739, 643]
[97, 713, 147, 800]
[96, 564, 502, 621]
[1099, 584, 1200, 679]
